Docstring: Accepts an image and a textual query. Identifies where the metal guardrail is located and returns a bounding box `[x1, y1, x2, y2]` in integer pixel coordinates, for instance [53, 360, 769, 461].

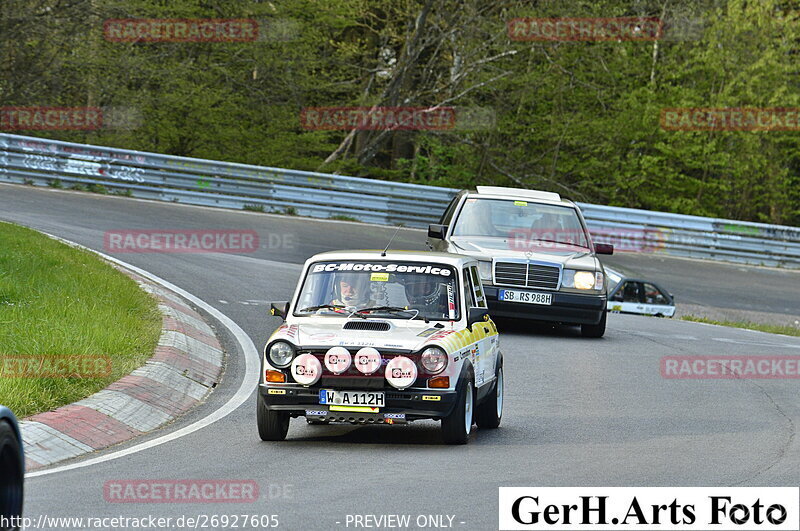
[1, 133, 799, 268]
[578, 203, 800, 268]
[0, 133, 451, 227]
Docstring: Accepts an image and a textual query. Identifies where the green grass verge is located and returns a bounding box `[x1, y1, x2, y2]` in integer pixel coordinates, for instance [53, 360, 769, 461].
[681, 315, 800, 337]
[328, 214, 360, 222]
[0, 222, 162, 418]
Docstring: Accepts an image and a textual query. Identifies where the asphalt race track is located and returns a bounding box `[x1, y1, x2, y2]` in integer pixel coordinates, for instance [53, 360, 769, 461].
[2, 183, 800, 530]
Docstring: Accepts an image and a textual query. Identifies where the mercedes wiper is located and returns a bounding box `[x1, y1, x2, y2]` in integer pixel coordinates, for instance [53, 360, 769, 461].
[530, 239, 590, 249]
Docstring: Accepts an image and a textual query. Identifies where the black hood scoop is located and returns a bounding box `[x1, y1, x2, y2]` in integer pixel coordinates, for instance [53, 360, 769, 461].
[342, 321, 391, 331]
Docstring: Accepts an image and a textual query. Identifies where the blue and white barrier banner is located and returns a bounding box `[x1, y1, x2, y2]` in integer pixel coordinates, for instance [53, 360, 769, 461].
[499, 487, 799, 530]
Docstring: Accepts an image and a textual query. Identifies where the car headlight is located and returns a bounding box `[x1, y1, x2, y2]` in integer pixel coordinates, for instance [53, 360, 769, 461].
[267, 341, 295, 368]
[574, 271, 596, 290]
[478, 261, 492, 282]
[420, 346, 448, 374]
[595, 271, 604, 291]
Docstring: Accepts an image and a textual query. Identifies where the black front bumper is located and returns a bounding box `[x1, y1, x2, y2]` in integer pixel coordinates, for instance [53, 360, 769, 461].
[484, 286, 606, 324]
[259, 384, 459, 421]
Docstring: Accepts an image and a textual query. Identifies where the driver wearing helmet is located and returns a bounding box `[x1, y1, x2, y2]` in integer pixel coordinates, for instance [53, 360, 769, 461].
[330, 273, 372, 308]
[404, 276, 448, 319]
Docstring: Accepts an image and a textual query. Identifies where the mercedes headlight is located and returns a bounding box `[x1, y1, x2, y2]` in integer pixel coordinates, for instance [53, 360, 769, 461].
[420, 347, 448, 374]
[267, 341, 295, 368]
[478, 261, 492, 282]
[574, 271, 596, 290]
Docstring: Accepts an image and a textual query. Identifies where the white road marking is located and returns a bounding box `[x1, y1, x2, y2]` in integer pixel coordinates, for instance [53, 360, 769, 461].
[712, 337, 800, 349]
[25, 235, 260, 479]
[629, 329, 800, 349]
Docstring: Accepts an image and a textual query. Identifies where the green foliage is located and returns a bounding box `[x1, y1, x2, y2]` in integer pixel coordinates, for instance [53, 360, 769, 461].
[2, 0, 799, 224]
[87, 183, 108, 194]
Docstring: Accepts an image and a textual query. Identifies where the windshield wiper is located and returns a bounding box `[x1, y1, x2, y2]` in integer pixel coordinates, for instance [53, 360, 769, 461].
[355, 306, 427, 323]
[529, 239, 590, 249]
[355, 306, 412, 314]
[298, 304, 348, 313]
[299, 304, 367, 319]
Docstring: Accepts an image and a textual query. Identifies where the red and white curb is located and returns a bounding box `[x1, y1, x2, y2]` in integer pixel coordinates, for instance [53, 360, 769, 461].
[19, 270, 225, 471]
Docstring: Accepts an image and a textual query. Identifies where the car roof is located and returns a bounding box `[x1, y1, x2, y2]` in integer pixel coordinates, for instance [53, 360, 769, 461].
[469, 186, 573, 207]
[615, 277, 666, 287]
[306, 250, 476, 267]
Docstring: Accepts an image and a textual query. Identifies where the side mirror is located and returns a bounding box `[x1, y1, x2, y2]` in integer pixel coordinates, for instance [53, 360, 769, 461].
[467, 307, 490, 328]
[269, 301, 290, 320]
[595, 243, 614, 255]
[428, 224, 448, 240]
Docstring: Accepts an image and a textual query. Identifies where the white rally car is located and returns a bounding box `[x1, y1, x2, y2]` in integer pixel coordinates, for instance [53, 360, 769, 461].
[605, 267, 676, 318]
[257, 250, 503, 445]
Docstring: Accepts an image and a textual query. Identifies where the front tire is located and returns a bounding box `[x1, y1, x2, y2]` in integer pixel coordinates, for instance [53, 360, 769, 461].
[256, 394, 289, 441]
[476, 367, 503, 429]
[581, 310, 607, 338]
[441, 380, 474, 445]
[0, 420, 24, 531]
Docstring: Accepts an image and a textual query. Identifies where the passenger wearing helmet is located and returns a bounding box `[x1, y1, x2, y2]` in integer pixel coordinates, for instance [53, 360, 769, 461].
[330, 273, 371, 308]
[404, 276, 448, 319]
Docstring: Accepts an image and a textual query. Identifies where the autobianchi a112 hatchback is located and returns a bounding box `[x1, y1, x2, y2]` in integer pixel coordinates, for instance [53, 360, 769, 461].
[257, 250, 503, 445]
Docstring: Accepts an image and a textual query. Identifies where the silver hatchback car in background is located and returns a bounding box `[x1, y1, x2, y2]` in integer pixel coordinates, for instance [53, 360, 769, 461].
[427, 186, 613, 337]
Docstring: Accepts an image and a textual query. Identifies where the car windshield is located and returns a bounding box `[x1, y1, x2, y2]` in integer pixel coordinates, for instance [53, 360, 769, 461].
[294, 261, 460, 321]
[606, 269, 623, 291]
[452, 197, 590, 250]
